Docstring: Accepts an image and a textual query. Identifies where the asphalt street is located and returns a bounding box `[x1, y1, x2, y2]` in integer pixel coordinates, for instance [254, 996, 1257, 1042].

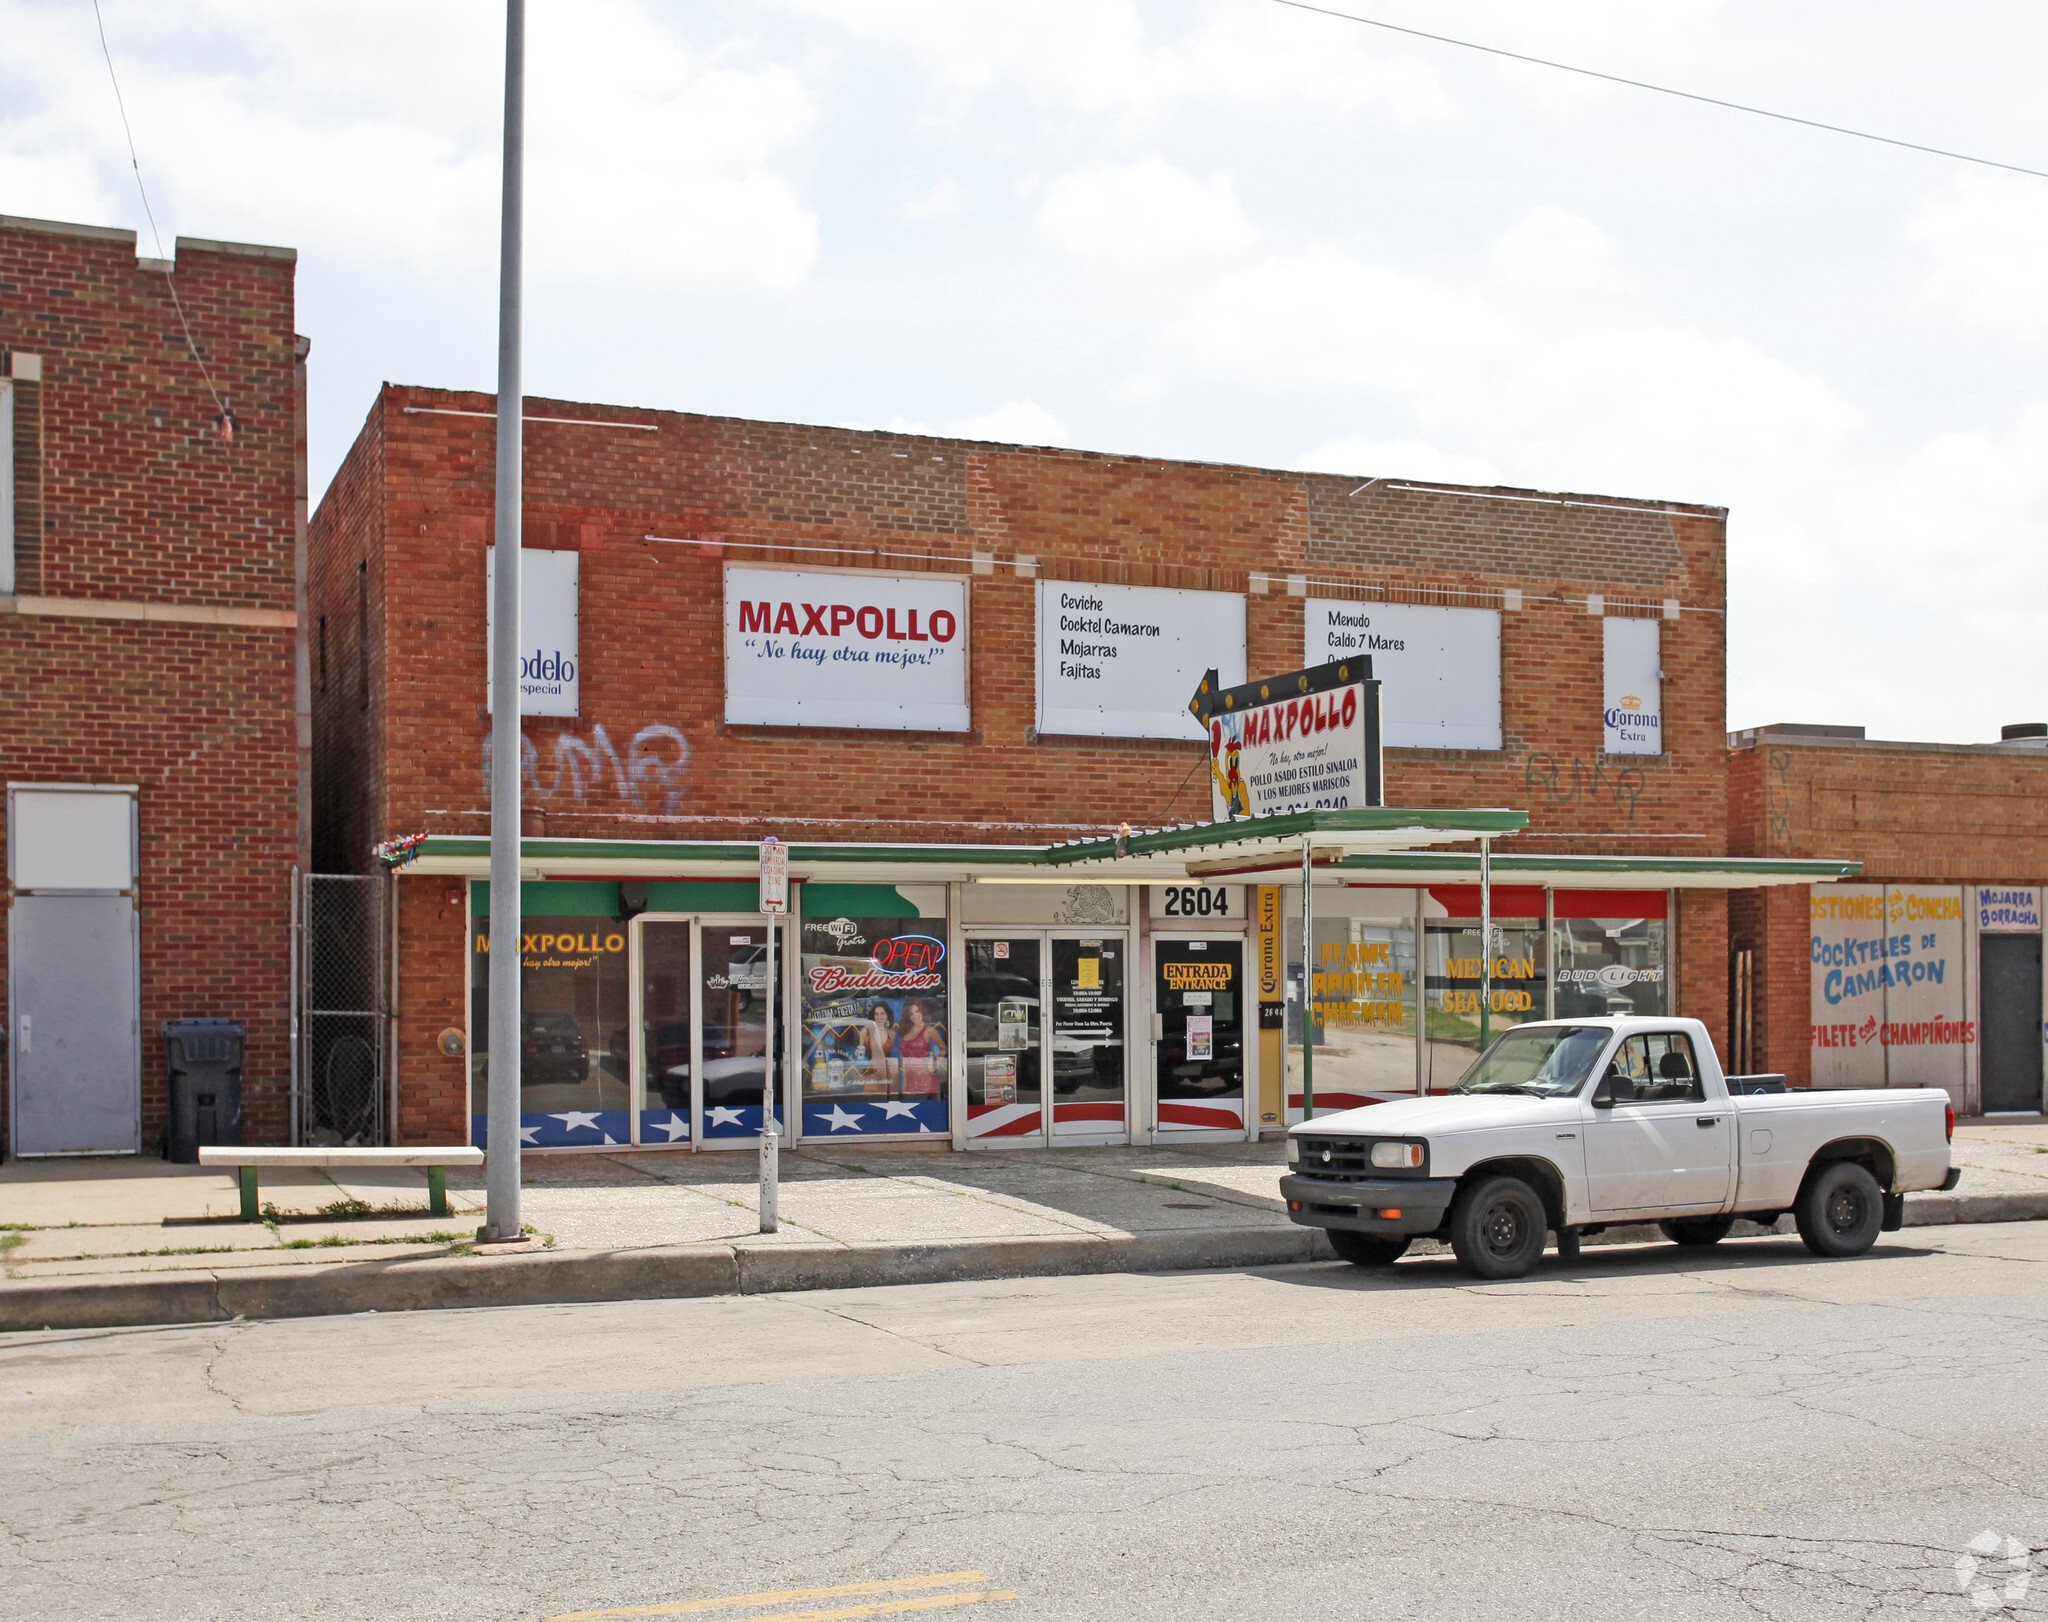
[4, 1224, 2048, 1622]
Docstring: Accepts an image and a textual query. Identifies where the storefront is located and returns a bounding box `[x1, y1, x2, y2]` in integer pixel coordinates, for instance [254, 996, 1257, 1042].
[309, 385, 1861, 1149]
[1730, 723, 2048, 1113]
[410, 828, 1847, 1152]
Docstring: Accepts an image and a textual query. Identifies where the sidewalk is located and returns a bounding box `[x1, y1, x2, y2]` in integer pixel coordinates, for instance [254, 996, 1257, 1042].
[4, 1123, 2045, 1333]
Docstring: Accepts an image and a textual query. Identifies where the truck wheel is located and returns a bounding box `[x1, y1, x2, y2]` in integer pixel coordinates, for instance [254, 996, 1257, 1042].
[1327, 1230, 1410, 1267]
[1448, 1175, 1547, 1280]
[1796, 1162, 1884, 1257]
[1658, 1217, 1736, 1247]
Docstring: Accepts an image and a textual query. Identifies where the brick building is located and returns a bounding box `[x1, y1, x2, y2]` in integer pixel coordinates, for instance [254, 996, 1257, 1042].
[310, 382, 1840, 1155]
[2, 213, 303, 1158]
[1729, 722, 2048, 1113]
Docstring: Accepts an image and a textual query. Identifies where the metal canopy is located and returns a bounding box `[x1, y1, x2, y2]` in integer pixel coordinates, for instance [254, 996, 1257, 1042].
[403, 810, 1856, 890]
[407, 807, 1526, 886]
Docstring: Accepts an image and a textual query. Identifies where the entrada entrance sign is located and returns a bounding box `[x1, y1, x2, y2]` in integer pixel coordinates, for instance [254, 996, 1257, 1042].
[1190, 659, 1383, 821]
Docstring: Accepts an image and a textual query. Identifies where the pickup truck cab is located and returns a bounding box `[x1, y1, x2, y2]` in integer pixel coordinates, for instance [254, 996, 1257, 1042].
[1281, 1016, 1959, 1280]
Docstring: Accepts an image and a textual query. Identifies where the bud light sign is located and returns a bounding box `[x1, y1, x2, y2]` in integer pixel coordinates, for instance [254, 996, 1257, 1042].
[487, 547, 580, 717]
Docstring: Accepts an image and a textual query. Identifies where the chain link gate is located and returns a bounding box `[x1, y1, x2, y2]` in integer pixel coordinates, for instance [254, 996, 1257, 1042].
[293, 872, 388, 1145]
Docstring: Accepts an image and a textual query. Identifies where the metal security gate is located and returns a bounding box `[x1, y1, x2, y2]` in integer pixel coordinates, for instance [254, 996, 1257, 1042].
[294, 872, 387, 1145]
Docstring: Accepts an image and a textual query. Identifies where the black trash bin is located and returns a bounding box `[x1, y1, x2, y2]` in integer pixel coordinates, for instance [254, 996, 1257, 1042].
[164, 1019, 245, 1163]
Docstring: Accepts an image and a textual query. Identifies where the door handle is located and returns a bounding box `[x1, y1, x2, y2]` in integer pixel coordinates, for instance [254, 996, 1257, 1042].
[1696, 1116, 1721, 1127]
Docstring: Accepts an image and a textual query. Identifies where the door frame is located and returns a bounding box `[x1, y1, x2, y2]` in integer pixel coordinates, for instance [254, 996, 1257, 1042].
[7, 783, 142, 1157]
[1147, 930, 1258, 1144]
[962, 926, 1133, 1149]
[630, 911, 789, 1151]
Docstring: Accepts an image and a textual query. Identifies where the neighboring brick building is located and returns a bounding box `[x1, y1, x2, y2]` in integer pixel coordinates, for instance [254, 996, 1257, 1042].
[2, 214, 303, 1158]
[311, 382, 1837, 1155]
[1730, 723, 2048, 1113]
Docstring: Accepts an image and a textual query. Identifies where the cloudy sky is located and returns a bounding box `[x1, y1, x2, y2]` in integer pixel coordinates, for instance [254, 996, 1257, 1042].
[6, 0, 2047, 743]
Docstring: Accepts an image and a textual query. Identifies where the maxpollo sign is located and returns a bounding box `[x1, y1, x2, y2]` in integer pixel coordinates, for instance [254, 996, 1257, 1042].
[1200, 660, 1383, 821]
[725, 566, 969, 731]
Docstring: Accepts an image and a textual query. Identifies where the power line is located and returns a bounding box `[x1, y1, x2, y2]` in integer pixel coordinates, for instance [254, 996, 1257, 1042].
[1269, 0, 2048, 182]
[90, 0, 232, 428]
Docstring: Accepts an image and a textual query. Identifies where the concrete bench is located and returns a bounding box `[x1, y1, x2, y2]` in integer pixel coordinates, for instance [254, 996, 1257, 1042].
[197, 1146, 484, 1221]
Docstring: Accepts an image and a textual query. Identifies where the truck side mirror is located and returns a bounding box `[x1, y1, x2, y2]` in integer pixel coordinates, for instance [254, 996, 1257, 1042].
[1591, 1063, 1621, 1108]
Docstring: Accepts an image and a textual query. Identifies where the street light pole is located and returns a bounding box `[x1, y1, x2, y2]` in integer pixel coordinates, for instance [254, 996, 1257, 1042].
[481, 0, 525, 1243]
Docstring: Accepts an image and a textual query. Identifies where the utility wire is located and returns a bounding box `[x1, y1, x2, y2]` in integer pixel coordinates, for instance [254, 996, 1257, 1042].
[90, 0, 231, 424]
[1270, 0, 2048, 182]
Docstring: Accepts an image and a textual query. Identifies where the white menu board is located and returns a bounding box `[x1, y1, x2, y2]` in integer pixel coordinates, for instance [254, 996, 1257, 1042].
[1036, 581, 1244, 740]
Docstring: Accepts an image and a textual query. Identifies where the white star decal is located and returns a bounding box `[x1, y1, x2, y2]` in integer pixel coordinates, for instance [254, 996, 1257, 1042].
[707, 1106, 746, 1127]
[517, 1123, 541, 1146]
[650, 1112, 689, 1141]
[875, 1100, 923, 1119]
[551, 1111, 602, 1134]
[601, 1134, 619, 1146]
[820, 1105, 865, 1132]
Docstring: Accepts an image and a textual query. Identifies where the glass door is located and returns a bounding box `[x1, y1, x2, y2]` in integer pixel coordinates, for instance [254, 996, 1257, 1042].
[634, 916, 785, 1149]
[1049, 936, 1126, 1139]
[635, 918, 694, 1145]
[965, 936, 1042, 1142]
[1155, 936, 1248, 1135]
[698, 919, 784, 1145]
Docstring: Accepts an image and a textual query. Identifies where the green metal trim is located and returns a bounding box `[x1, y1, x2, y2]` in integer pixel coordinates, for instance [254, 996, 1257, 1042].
[1041, 806, 1529, 866]
[427, 1166, 448, 1219]
[1331, 852, 1862, 879]
[423, 835, 1048, 867]
[239, 1165, 259, 1222]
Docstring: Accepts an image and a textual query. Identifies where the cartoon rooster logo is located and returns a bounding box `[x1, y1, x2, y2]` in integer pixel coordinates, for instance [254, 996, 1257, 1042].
[1212, 724, 1251, 819]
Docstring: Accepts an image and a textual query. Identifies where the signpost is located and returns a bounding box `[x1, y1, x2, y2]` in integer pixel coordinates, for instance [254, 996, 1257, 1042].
[1188, 658, 1382, 822]
[758, 836, 788, 1234]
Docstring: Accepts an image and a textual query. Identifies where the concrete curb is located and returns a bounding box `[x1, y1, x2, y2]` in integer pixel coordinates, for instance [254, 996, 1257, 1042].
[5, 1189, 2044, 1335]
[0, 1226, 1339, 1334]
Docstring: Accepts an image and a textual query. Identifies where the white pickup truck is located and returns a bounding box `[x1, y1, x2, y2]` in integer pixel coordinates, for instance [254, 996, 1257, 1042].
[1281, 1016, 1960, 1280]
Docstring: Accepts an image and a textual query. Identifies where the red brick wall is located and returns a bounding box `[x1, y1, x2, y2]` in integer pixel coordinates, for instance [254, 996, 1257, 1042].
[317, 384, 1733, 1126]
[1, 217, 299, 1152]
[1676, 889, 1730, 1059]
[321, 384, 1729, 860]
[1728, 883, 1813, 1087]
[392, 875, 468, 1145]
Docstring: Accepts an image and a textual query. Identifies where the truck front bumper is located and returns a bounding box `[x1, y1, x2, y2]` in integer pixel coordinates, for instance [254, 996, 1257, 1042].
[1280, 1173, 1459, 1237]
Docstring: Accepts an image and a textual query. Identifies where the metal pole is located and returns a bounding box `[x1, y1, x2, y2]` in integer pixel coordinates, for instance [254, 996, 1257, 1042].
[1479, 837, 1492, 1052]
[481, 0, 525, 1243]
[288, 866, 300, 1147]
[1300, 835, 1315, 1121]
[759, 910, 779, 1232]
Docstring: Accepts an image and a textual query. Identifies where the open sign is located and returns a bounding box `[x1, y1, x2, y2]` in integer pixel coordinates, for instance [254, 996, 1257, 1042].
[872, 934, 945, 975]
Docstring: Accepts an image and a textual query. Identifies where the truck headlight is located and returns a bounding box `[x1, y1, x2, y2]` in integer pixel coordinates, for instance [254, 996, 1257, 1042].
[1286, 1137, 1300, 1166]
[1371, 1140, 1424, 1169]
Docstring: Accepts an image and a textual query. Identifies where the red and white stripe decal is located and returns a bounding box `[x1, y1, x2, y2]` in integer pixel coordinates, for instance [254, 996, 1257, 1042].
[966, 1102, 1043, 1138]
[1157, 1101, 1244, 1131]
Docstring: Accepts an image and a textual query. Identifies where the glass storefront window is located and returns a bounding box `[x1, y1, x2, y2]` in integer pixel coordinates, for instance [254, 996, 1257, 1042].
[1284, 891, 1419, 1109]
[1552, 915, 1669, 1020]
[1424, 918, 1546, 1090]
[798, 910, 950, 1135]
[470, 914, 631, 1144]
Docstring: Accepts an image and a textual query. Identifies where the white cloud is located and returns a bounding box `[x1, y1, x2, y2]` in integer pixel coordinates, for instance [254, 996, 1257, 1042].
[1036, 158, 1252, 264]
[0, 0, 819, 289]
[1490, 205, 1624, 290]
[901, 175, 968, 222]
[1909, 174, 2048, 339]
[769, 0, 1450, 126]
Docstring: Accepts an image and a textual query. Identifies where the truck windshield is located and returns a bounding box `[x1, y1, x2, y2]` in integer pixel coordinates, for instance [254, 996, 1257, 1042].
[1455, 1027, 1609, 1097]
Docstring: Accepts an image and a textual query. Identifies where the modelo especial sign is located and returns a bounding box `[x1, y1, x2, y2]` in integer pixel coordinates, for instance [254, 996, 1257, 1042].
[486, 547, 580, 717]
[725, 565, 969, 731]
[1200, 660, 1383, 820]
